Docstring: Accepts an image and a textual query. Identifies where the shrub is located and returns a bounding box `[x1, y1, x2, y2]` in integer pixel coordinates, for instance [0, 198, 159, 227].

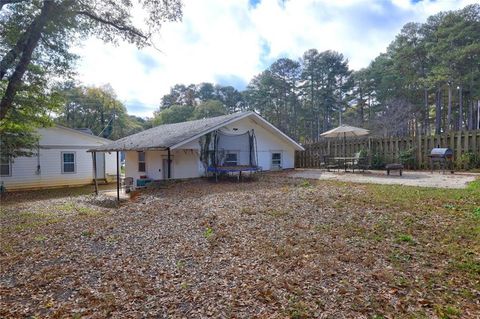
[458, 152, 480, 170]
[399, 148, 415, 168]
[371, 153, 385, 169]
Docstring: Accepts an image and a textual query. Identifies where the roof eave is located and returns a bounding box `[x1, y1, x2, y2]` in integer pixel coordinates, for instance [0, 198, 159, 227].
[87, 146, 168, 152]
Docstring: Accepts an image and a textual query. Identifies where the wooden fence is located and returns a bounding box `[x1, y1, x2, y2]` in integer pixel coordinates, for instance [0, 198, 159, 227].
[295, 130, 480, 169]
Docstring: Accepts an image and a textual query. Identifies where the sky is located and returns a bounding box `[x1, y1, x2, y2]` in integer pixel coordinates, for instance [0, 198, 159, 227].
[74, 0, 477, 118]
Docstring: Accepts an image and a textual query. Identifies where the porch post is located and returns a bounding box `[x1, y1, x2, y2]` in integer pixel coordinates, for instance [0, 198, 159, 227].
[116, 151, 120, 201]
[167, 148, 171, 179]
[92, 151, 98, 195]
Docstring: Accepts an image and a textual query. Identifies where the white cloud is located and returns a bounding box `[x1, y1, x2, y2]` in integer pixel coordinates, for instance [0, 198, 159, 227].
[74, 0, 476, 117]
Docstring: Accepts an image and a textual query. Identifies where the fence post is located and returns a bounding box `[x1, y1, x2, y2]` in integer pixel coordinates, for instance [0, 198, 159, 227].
[456, 131, 462, 167]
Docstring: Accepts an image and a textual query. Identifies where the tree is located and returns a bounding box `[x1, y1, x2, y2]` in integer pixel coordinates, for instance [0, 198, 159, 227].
[153, 104, 194, 125]
[56, 84, 145, 140]
[0, 0, 182, 158]
[299, 50, 352, 140]
[0, 86, 62, 158]
[192, 100, 227, 119]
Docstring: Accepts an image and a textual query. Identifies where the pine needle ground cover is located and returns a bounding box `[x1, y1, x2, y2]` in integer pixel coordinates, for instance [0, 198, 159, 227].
[1, 176, 479, 318]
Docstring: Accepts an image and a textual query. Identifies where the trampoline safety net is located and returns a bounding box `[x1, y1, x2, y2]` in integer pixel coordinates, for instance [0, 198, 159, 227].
[200, 129, 259, 172]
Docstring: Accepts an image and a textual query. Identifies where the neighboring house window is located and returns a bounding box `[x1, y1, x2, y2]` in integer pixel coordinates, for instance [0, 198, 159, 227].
[224, 153, 238, 166]
[272, 152, 282, 168]
[0, 156, 11, 176]
[138, 151, 146, 172]
[62, 152, 76, 173]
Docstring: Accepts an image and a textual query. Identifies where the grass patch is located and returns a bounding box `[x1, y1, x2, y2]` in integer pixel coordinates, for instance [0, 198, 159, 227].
[240, 207, 256, 215]
[396, 234, 414, 244]
[286, 296, 311, 319]
[435, 305, 462, 318]
[265, 208, 289, 218]
[81, 230, 94, 237]
[472, 207, 480, 219]
[298, 179, 312, 188]
[203, 227, 214, 239]
[34, 235, 47, 242]
[2, 211, 65, 234]
[466, 179, 480, 191]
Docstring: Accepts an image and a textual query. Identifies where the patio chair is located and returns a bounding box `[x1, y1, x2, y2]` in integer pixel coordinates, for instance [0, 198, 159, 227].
[324, 155, 341, 172]
[351, 151, 369, 172]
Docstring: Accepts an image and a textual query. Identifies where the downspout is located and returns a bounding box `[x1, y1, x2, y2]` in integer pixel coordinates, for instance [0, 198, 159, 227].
[35, 142, 41, 175]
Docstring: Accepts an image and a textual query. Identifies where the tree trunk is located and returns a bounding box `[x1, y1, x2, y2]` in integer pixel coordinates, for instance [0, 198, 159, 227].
[467, 99, 473, 130]
[447, 84, 452, 131]
[0, 0, 56, 120]
[435, 88, 442, 134]
[458, 86, 463, 130]
[359, 89, 364, 125]
[423, 87, 429, 134]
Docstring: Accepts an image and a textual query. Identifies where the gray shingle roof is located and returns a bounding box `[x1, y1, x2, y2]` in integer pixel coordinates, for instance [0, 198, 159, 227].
[89, 112, 251, 152]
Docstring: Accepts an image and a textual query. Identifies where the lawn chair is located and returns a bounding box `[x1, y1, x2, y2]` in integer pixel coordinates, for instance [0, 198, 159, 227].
[323, 155, 340, 172]
[350, 151, 369, 172]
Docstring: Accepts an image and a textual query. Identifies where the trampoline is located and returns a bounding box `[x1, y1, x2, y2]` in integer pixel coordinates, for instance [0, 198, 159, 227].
[200, 129, 260, 180]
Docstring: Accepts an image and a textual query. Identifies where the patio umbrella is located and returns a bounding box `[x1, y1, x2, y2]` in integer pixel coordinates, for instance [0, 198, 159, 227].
[320, 125, 369, 157]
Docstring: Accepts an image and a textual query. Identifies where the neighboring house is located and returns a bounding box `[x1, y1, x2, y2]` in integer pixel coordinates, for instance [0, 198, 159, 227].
[0, 125, 117, 191]
[91, 111, 304, 187]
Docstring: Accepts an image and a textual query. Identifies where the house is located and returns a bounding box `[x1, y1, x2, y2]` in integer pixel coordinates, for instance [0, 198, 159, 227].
[90, 111, 304, 187]
[0, 125, 117, 191]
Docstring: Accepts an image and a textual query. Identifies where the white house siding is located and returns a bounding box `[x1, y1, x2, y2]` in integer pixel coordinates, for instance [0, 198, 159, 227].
[0, 127, 116, 191]
[220, 117, 296, 170]
[123, 116, 298, 184]
[125, 149, 202, 182]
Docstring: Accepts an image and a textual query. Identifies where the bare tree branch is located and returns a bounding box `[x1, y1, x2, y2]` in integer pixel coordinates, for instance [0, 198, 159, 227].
[75, 10, 148, 40]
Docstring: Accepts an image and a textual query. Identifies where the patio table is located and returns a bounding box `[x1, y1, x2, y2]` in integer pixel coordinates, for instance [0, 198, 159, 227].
[332, 157, 357, 172]
[323, 156, 358, 172]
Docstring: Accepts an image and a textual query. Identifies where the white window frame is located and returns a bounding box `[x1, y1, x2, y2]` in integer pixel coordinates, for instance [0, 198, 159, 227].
[271, 151, 282, 168]
[138, 151, 146, 172]
[0, 156, 11, 176]
[224, 151, 239, 166]
[61, 152, 76, 174]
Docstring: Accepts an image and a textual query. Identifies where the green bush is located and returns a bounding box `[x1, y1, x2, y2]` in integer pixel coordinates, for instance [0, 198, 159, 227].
[371, 153, 385, 169]
[458, 152, 480, 170]
[399, 148, 415, 168]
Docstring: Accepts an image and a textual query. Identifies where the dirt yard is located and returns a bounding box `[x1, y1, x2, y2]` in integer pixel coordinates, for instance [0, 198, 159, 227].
[1, 176, 479, 318]
[292, 169, 478, 189]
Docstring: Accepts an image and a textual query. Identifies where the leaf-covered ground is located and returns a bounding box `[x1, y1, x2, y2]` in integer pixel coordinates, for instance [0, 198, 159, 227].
[1, 175, 479, 318]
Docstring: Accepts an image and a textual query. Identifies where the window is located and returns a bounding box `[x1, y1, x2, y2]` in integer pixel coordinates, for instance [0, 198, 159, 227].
[224, 153, 238, 166]
[272, 152, 282, 168]
[0, 156, 11, 176]
[138, 151, 146, 172]
[62, 152, 75, 173]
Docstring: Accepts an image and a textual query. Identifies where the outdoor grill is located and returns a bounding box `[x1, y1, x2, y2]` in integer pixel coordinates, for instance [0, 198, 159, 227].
[429, 148, 454, 174]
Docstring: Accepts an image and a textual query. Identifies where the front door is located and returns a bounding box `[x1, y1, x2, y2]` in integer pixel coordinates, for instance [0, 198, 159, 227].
[95, 152, 105, 179]
[162, 159, 173, 179]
